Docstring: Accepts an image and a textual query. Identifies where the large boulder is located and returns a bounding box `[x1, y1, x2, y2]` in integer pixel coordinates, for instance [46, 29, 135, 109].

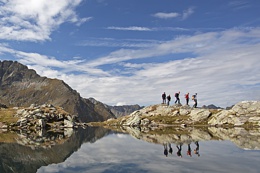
[208, 101, 260, 126]
[189, 109, 211, 122]
[120, 110, 142, 126]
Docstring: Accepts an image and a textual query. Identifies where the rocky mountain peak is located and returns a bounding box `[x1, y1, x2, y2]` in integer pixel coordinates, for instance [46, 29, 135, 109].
[0, 60, 116, 122]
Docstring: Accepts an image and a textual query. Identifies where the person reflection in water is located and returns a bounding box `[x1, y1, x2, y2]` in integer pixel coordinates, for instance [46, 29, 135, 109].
[163, 143, 168, 157]
[194, 141, 200, 157]
[168, 143, 173, 155]
[176, 143, 182, 157]
[187, 143, 192, 157]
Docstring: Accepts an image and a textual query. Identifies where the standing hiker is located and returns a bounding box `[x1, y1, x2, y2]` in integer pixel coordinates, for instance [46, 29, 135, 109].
[162, 92, 166, 104]
[167, 95, 171, 106]
[194, 141, 200, 157]
[176, 143, 183, 157]
[187, 143, 192, 157]
[175, 91, 180, 104]
[163, 143, 168, 157]
[185, 93, 189, 105]
[192, 93, 198, 108]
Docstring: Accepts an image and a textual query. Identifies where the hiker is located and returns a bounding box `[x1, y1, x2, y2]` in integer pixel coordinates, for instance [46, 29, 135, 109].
[192, 93, 197, 108]
[194, 141, 200, 157]
[185, 93, 189, 105]
[175, 91, 180, 104]
[169, 143, 173, 154]
[163, 143, 168, 157]
[187, 143, 192, 157]
[162, 92, 166, 104]
[176, 143, 182, 157]
[167, 95, 171, 106]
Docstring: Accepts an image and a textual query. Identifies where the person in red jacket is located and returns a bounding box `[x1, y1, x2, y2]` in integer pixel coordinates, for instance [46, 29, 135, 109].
[185, 93, 189, 105]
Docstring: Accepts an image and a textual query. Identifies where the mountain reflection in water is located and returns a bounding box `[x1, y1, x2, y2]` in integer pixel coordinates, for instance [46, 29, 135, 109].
[1, 126, 260, 173]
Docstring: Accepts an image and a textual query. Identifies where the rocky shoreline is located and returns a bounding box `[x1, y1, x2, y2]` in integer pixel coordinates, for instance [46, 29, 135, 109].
[0, 101, 259, 150]
[1, 101, 259, 131]
[0, 104, 87, 130]
[97, 101, 260, 128]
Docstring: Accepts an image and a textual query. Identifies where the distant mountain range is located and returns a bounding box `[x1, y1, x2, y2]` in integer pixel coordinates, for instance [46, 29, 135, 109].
[201, 104, 223, 109]
[107, 104, 144, 118]
[0, 60, 142, 122]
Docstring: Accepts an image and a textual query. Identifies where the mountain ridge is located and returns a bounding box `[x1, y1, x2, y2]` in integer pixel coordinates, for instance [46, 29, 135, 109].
[0, 60, 117, 122]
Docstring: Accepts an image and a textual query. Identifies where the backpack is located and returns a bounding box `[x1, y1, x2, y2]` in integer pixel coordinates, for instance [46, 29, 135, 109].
[175, 93, 178, 97]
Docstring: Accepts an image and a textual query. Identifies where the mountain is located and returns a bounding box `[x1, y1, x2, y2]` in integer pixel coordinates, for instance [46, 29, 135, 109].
[89, 97, 143, 118]
[201, 104, 223, 109]
[0, 60, 115, 122]
[108, 104, 144, 118]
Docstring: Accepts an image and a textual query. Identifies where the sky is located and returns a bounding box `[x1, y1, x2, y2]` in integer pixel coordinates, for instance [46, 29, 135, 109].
[0, 0, 260, 107]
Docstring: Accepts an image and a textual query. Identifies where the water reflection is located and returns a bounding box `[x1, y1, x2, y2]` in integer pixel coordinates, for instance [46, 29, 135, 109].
[115, 126, 260, 150]
[1, 126, 260, 173]
[0, 127, 111, 173]
[163, 142, 199, 158]
[37, 130, 260, 173]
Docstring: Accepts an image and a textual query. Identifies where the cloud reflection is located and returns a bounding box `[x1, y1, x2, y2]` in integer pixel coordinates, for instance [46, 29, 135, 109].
[37, 133, 260, 173]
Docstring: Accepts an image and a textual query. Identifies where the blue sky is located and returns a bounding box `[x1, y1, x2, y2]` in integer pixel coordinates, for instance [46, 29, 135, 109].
[0, 0, 260, 107]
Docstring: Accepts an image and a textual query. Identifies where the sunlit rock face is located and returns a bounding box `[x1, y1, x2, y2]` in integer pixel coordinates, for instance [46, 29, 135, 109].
[208, 101, 260, 126]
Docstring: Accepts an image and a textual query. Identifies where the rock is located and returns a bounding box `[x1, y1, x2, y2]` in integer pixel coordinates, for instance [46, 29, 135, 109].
[18, 118, 28, 126]
[179, 107, 191, 116]
[29, 104, 36, 109]
[121, 114, 141, 126]
[232, 101, 260, 115]
[0, 122, 7, 129]
[209, 101, 260, 126]
[248, 117, 260, 126]
[37, 119, 46, 128]
[140, 118, 150, 126]
[13, 104, 81, 130]
[64, 128, 73, 137]
[64, 119, 74, 128]
[16, 109, 25, 115]
[189, 109, 211, 121]
[0, 103, 8, 108]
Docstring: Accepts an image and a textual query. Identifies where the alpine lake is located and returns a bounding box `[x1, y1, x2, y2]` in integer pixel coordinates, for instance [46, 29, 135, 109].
[1, 125, 260, 173]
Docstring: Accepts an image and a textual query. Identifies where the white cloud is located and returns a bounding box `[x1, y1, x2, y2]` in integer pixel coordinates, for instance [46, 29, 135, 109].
[228, 0, 251, 10]
[78, 37, 162, 48]
[182, 7, 195, 20]
[115, 102, 127, 106]
[1, 28, 260, 107]
[107, 26, 152, 31]
[0, 0, 89, 41]
[153, 7, 195, 20]
[37, 133, 260, 173]
[153, 12, 179, 19]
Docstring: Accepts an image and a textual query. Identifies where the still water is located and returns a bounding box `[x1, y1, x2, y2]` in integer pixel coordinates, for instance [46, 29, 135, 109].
[1, 126, 260, 173]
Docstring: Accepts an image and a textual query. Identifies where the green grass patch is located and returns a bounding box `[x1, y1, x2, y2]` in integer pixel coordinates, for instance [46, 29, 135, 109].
[144, 115, 190, 125]
[0, 132, 19, 143]
[0, 108, 19, 124]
